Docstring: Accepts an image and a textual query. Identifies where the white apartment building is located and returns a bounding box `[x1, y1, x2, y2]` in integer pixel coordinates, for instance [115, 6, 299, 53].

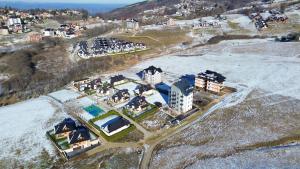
[142, 66, 163, 85]
[169, 79, 194, 113]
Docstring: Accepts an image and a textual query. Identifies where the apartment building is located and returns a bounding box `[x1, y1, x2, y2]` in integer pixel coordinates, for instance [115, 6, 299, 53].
[142, 66, 163, 85]
[169, 79, 194, 113]
[195, 70, 226, 93]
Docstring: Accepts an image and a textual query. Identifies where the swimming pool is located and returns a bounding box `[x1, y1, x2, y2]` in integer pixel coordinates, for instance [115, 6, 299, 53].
[83, 105, 104, 117]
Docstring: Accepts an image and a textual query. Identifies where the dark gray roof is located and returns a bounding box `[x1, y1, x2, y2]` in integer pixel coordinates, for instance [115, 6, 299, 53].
[112, 89, 130, 100]
[136, 84, 152, 95]
[54, 118, 76, 134]
[198, 70, 226, 83]
[110, 75, 125, 85]
[127, 96, 147, 109]
[68, 126, 91, 144]
[173, 79, 194, 96]
[144, 66, 162, 75]
[106, 117, 130, 133]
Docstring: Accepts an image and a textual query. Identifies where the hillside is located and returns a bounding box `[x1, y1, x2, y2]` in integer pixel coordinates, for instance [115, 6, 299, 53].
[103, 0, 180, 19]
[103, 0, 258, 19]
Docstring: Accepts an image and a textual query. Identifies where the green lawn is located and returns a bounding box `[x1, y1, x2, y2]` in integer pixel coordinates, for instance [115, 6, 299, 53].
[123, 105, 159, 122]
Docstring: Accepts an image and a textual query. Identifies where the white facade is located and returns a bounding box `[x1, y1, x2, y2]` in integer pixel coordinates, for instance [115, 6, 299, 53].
[169, 80, 193, 113]
[142, 66, 163, 85]
[7, 18, 21, 26]
[143, 71, 162, 84]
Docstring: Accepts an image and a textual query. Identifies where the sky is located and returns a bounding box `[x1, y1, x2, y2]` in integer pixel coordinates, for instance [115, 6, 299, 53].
[0, 0, 144, 4]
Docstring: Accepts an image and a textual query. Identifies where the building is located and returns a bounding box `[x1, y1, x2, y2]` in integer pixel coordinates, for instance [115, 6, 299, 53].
[142, 66, 163, 85]
[110, 75, 126, 86]
[73, 78, 91, 91]
[43, 28, 56, 37]
[169, 79, 194, 113]
[167, 18, 176, 26]
[6, 17, 21, 26]
[27, 32, 43, 42]
[126, 19, 139, 31]
[97, 115, 131, 136]
[127, 96, 148, 112]
[54, 118, 77, 138]
[111, 89, 130, 103]
[68, 126, 98, 151]
[0, 26, 9, 35]
[134, 84, 153, 96]
[195, 70, 226, 93]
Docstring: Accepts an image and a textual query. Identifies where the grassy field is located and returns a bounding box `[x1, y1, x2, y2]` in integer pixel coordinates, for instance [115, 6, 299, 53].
[123, 105, 159, 122]
[113, 28, 191, 57]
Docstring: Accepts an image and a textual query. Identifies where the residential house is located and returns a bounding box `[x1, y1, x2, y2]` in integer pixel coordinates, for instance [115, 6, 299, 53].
[27, 32, 43, 42]
[97, 86, 110, 96]
[110, 75, 126, 86]
[111, 89, 130, 103]
[99, 116, 131, 136]
[195, 70, 226, 93]
[142, 66, 163, 85]
[169, 79, 194, 113]
[134, 84, 153, 96]
[0, 26, 9, 35]
[90, 78, 102, 90]
[126, 19, 139, 31]
[73, 78, 91, 91]
[167, 18, 176, 26]
[54, 118, 77, 138]
[43, 28, 56, 37]
[127, 96, 148, 112]
[68, 126, 98, 151]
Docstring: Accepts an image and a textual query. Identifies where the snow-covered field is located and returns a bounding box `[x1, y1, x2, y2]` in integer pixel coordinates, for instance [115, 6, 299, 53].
[0, 96, 66, 162]
[115, 39, 300, 100]
[115, 82, 139, 96]
[48, 89, 81, 103]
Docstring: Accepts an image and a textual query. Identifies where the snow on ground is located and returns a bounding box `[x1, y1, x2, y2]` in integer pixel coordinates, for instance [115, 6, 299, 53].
[229, 15, 255, 30]
[72, 96, 96, 107]
[115, 82, 139, 95]
[0, 96, 66, 161]
[48, 89, 80, 103]
[187, 145, 300, 169]
[115, 39, 300, 100]
[145, 91, 168, 105]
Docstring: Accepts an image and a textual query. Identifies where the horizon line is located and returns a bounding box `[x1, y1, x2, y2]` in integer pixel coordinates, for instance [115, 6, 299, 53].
[0, 0, 132, 5]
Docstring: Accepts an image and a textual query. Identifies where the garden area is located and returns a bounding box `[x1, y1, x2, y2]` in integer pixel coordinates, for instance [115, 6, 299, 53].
[89, 110, 140, 142]
[123, 104, 159, 122]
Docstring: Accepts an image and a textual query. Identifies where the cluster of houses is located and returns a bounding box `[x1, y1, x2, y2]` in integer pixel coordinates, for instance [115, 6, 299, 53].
[52, 118, 99, 156]
[72, 66, 226, 116]
[193, 19, 221, 29]
[249, 9, 288, 30]
[76, 37, 147, 59]
[52, 65, 227, 158]
[43, 23, 86, 39]
[0, 12, 32, 35]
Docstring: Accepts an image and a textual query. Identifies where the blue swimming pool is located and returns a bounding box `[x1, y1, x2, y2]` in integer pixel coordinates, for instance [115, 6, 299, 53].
[83, 105, 104, 117]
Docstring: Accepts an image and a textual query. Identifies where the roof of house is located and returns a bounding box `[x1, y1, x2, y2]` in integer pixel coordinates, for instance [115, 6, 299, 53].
[136, 84, 152, 95]
[112, 89, 130, 100]
[105, 116, 130, 133]
[54, 118, 77, 134]
[173, 79, 194, 96]
[68, 126, 91, 144]
[127, 96, 147, 109]
[110, 75, 125, 84]
[198, 70, 226, 83]
[143, 66, 163, 75]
